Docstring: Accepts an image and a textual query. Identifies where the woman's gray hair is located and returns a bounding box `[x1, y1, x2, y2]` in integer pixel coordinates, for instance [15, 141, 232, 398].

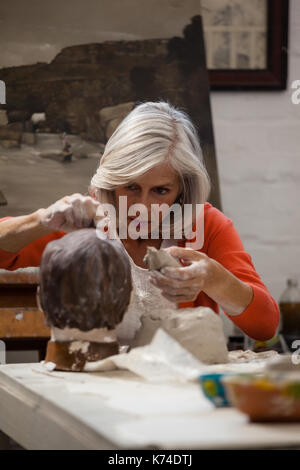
[89, 100, 211, 238]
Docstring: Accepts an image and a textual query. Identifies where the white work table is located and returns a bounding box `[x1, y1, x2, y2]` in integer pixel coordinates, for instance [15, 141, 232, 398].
[0, 363, 300, 450]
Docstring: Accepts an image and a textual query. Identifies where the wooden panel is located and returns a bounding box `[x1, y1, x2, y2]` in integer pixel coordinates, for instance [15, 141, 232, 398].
[0, 269, 46, 338]
[0, 308, 50, 338]
[0, 268, 40, 307]
[0, 286, 38, 308]
[0, 268, 39, 284]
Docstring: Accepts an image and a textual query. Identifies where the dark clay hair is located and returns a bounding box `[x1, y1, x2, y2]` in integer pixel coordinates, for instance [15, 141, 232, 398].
[39, 228, 132, 331]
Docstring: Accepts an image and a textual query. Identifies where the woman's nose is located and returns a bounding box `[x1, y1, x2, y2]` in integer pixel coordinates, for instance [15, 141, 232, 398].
[131, 192, 152, 208]
[130, 197, 153, 218]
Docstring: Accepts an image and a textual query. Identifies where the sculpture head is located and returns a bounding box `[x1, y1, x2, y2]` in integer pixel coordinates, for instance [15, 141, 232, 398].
[39, 228, 132, 332]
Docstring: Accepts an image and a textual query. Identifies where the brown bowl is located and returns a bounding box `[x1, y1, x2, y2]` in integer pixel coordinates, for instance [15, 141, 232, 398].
[222, 374, 300, 422]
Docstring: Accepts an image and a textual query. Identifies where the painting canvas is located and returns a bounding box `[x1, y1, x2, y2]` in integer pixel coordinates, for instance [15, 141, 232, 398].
[0, 0, 221, 218]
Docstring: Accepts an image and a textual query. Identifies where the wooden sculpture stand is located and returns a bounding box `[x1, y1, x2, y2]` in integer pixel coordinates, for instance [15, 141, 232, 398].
[45, 340, 119, 372]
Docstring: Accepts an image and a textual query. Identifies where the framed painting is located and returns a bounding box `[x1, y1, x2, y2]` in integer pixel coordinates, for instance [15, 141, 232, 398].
[202, 0, 289, 90]
[0, 0, 222, 216]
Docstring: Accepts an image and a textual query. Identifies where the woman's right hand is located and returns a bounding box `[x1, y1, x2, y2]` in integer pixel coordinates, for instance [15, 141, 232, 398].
[37, 193, 102, 233]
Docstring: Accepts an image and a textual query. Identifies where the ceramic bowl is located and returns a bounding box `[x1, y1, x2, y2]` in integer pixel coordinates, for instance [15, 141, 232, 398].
[222, 373, 300, 422]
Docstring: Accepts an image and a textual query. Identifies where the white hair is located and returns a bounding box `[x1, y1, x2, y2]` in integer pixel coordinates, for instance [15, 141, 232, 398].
[89, 100, 211, 237]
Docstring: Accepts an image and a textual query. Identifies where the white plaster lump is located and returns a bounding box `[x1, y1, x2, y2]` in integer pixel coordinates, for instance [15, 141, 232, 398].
[116, 244, 229, 364]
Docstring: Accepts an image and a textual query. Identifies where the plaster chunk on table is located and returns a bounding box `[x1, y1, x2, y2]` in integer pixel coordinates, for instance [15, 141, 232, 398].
[131, 306, 229, 365]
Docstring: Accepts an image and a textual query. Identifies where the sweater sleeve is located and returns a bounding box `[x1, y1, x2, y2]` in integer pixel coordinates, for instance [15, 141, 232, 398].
[0, 216, 66, 270]
[206, 214, 280, 341]
[0, 217, 19, 269]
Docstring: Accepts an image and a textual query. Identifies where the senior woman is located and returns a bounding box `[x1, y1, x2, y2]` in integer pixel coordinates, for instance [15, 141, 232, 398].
[0, 101, 279, 342]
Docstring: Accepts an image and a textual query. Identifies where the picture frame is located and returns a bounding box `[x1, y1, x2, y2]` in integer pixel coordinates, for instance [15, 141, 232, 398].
[206, 0, 289, 90]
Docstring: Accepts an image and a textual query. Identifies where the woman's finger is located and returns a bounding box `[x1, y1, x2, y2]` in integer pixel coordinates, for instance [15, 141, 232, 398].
[39, 193, 101, 232]
[163, 246, 203, 262]
[49, 200, 71, 230]
[63, 204, 76, 229]
[72, 196, 86, 227]
[160, 281, 199, 296]
[85, 197, 101, 224]
[161, 286, 200, 301]
[150, 271, 199, 288]
[160, 261, 208, 281]
[159, 291, 178, 304]
[69, 194, 99, 227]
[150, 274, 202, 294]
[161, 290, 198, 303]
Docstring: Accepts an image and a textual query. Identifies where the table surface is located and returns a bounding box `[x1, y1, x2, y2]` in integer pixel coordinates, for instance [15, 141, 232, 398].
[1, 363, 300, 450]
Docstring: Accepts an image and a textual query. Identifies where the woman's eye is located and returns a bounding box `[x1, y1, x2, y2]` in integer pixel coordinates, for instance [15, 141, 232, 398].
[154, 187, 169, 195]
[125, 185, 169, 194]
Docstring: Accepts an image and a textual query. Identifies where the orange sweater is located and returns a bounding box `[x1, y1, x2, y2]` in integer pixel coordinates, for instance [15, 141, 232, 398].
[0, 202, 280, 340]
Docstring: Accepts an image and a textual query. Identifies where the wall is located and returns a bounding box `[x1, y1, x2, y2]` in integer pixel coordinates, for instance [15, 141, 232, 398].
[210, 0, 300, 334]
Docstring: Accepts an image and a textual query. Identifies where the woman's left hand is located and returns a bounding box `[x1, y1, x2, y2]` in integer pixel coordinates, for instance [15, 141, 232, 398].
[149, 246, 215, 304]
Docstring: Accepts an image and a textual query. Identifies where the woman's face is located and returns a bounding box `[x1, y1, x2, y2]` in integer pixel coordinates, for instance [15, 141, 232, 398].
[114, 162, 181, 235]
